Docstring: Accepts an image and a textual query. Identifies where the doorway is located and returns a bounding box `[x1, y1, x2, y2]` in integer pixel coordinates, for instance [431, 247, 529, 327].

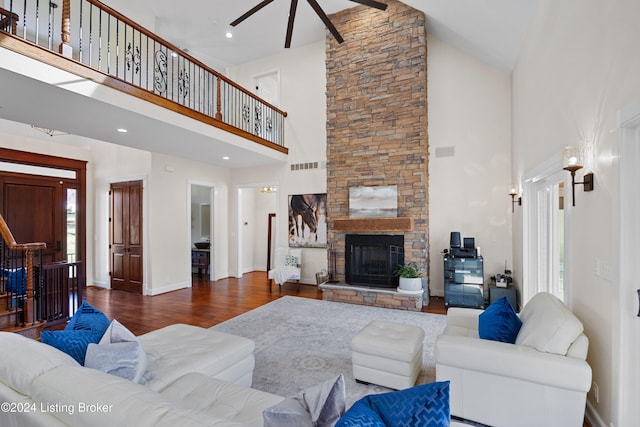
[522, 159, 569, 304]
[109, 180, 143, 293]
[0, 149, 86, 282]
[190, 184, 213, 281]
[237, 186, 277, 278]
[614, 99, 640, 426]
[252, 70, 280, 140]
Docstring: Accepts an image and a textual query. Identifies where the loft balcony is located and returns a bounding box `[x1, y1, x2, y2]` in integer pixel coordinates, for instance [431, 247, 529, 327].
[0, 1, 288, 167]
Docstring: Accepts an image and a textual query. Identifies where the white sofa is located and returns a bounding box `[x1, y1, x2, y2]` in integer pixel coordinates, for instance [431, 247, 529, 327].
[0, 325, 284, 427]
[435, 292, 592, 427]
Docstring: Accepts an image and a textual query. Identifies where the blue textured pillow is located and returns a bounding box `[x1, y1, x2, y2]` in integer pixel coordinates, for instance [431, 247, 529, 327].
[41, 330, 104, 365]
[66, 301, 110, 333]
[479, 296, 522, 343]
[335, 398, 386, 427]
[337, 381, 450, 427]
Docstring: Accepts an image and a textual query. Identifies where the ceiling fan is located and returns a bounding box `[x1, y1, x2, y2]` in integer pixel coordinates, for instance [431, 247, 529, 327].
[231, 0, 388, 48]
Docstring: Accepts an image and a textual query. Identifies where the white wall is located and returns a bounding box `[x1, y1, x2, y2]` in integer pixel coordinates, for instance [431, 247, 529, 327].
[228, 41, 328, 284]
[147, 152, 231, 293]
[512, 0, 640, 425]
[427, 35, 513, 297]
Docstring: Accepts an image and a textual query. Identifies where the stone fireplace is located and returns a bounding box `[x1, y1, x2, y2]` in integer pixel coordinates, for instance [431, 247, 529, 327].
[321, 1, 428, 311]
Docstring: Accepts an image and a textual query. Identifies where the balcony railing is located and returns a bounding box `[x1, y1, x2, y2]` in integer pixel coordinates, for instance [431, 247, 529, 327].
[1, 0, 287, 149]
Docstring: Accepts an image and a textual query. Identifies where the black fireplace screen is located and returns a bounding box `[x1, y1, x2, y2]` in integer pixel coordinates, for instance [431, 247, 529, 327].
[345, 234, 404, 288]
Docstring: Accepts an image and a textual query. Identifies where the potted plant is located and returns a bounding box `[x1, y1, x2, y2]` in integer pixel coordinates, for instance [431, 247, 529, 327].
[394, 262, 424, 292]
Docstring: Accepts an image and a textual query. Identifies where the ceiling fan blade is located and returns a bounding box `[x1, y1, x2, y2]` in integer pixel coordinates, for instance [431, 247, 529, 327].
[348, 0, 388, 11]
[230, 0, 276, 27]
[306, 0, 344, 44]
[285, 0, 299, 48]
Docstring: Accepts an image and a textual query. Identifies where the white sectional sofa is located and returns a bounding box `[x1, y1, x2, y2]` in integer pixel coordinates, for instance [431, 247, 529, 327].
[0, 325, 284, 427]
[435, 292, 592, 427]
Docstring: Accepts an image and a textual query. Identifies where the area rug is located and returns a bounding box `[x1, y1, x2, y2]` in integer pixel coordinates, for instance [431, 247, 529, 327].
[211, 296, 446, 406]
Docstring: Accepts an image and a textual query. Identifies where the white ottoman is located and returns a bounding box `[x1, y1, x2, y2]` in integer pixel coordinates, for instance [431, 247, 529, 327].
[351, 320, 425, 390]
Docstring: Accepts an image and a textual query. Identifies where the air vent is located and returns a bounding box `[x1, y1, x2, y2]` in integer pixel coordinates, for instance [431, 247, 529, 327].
[435, 146, 455, 158]
[290, 161, 326, 171]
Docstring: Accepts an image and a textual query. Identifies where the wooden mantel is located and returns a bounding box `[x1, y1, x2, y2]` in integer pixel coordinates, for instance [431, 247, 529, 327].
[332, 217, 413, 232]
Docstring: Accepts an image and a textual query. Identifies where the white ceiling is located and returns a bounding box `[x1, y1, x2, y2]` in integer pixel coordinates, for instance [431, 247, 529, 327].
[136, 0, 538, 73]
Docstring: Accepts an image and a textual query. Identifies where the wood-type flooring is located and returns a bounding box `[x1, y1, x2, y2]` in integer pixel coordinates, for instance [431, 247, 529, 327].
[83, 271, 446, 336]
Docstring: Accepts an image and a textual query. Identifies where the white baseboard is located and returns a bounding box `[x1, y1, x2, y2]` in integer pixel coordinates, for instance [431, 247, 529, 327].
[91, 281, 109, 288]
[146, 281, 189, 296]
[586, 400, 607, 427]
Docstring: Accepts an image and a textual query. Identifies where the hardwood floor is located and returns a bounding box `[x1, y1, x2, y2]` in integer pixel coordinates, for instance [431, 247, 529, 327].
[82, 271, 446, 336]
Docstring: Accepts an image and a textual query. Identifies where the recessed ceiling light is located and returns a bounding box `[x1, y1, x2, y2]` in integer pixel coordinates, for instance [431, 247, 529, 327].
[117, 128, 128, 133]
[170, 51, 178, 58]
[222, 156, 230, 160]
[225, 31, 233, 39]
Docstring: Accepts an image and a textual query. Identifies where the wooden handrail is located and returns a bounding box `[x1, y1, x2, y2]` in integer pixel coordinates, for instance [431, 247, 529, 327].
[83, 0, 288, 118]
[0, 213, 46, 250]
[0, 7, 19, 35]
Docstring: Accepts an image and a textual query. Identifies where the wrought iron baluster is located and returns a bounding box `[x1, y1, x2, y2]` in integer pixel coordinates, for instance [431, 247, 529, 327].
[77, 0, 81, 60]
[98, 7, 102, 71]
[88, 1, 93, 67]
[106, 12, 110, 74]
[35, 0, 39, 45]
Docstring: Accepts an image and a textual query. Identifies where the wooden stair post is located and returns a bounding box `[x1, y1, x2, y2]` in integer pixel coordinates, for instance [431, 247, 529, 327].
[0, 214, 46, 338]
[59, 0, 72, 57]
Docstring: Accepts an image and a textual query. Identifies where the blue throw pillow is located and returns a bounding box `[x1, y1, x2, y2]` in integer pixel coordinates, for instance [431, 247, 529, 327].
[479, 296, 522, 343]
[335, 399, 386, 427]
[1, 268, 26, 294]
[65, 301, 110, 333]
[337, 381, 450, 427]
[41, 330, 104, 365]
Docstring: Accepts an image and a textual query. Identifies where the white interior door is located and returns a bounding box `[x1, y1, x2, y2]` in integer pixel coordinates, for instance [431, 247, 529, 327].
[615, 100, 640, 426]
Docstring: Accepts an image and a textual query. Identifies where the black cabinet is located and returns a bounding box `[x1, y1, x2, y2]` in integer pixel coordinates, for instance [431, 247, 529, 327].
[444, 255, 484, 308]
[489, 285, 518, 312]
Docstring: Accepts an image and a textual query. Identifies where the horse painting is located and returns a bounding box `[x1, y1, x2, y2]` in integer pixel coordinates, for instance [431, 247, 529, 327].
[288, 193, 327, 247]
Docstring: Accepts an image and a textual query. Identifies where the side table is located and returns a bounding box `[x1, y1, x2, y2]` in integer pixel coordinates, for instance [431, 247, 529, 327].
[489, 285, 518, 312]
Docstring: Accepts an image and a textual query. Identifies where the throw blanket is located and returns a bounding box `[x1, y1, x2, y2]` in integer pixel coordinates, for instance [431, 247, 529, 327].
[272, 266, 299, 285]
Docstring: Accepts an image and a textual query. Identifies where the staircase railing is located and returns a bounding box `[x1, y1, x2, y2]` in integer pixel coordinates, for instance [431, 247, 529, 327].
[0, 7, 18, 35]
[1, 0, 287, 149]
[36, 261, 83, 328]
[0, 213, 45, 328]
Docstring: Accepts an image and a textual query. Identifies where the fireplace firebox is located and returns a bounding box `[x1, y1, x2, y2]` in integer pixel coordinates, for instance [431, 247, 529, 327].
[345, 234, 404, 288]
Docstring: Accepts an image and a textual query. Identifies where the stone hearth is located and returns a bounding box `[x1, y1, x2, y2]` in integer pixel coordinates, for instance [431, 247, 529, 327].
[319, 283, 425, 312]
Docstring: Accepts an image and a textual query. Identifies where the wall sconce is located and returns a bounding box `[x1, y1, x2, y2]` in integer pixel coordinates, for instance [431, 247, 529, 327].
[260, 186, 277, 193]
[562, 147, 594, 207]
[508, 185, 522, 213]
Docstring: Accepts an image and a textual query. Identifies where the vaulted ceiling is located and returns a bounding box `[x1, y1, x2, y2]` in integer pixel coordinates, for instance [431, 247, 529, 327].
[122, 0, 538, 73]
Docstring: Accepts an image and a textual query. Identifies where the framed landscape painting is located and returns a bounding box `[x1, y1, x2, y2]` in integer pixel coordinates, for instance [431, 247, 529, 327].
[349, 185, 398, 218]
[288, 193, 327, 248]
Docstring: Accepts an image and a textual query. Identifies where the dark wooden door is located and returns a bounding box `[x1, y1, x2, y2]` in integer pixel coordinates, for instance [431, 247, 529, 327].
[1, 175, 64, 264]
[110, 180, 143, 293]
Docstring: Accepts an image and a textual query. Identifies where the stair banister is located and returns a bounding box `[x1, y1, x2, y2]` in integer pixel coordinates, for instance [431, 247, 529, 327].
[0, 214, 46, 328]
